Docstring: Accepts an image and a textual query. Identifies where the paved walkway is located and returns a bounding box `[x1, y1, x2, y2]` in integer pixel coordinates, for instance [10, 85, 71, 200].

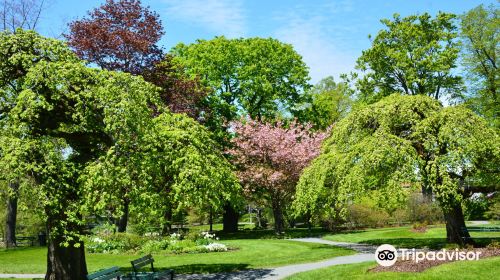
[0, 238, 375, 280]
[468, 220, 490, 225]
[175, 238, 375, 280]
[0, 274, 45, 279]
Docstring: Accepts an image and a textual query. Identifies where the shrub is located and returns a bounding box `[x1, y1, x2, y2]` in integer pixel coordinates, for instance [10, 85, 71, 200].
[412, 221, 428, 233]
[486, 195, 500, 220]
[140, 239, 170, 253]
[463, 194, 490, 220]
[406, 193, 443, 224]
[391, 209, 408, 226]
[85, 233, 147, 254]
[346, 203, 390, 228]
[168, 239, 197, 253]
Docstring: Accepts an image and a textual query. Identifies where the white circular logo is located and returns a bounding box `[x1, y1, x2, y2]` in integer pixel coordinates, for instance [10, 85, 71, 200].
[375, 244, 397, 267]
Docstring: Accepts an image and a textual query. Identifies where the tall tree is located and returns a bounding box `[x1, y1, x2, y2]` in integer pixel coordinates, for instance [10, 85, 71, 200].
[351, 12, 463, 104]
[0, 0, 45, 32]
[460, 4, 499, 129]
[229, 120, 326, 233]
[297, 76, 352, 130]
[173, 37, 310, 231]
[66, 0, 163, 75]
[294, 94, 499, 245]
[0, 30, 161, 279]
[172, 36, 311, 133]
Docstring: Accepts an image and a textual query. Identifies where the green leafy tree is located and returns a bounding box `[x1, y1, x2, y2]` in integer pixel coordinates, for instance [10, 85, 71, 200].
[350, 12, 463, 104]
[297, 76, 352, 130]
[294, 94, 499, 245]
[0, 30, 238, 279]
[172, 36, 310, 231]
[460, 4, 499, 129]
[83, 113, 241, 235]
[172, 36, 310, 132]
[1, 29, 160, 279]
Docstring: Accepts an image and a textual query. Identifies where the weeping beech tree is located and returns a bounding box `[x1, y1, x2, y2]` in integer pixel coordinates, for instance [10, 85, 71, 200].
[0, 29, 159, 279]
[294, 94, 499, 245]
[0, 30, 239, 279]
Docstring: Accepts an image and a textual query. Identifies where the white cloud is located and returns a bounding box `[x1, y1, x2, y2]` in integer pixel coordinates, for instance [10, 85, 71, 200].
[162, 0, 246, 38]
[274, 13, 357, 84]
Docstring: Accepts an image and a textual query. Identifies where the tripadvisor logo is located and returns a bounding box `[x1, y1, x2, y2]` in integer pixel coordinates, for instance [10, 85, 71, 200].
[375, 244, 397, 266]
[375, 244, 482, 267]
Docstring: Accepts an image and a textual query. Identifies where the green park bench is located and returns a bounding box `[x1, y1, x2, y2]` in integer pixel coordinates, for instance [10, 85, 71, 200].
[127, 254, 174, 280]
[87, 266, 123, 280]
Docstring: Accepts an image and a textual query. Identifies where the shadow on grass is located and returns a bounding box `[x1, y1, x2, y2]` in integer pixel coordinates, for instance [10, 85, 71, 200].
[217, 227, 329, 240]
[171, 267, 274, 279]
[360, 237, 500, 249]
[152, 263, 251, 274]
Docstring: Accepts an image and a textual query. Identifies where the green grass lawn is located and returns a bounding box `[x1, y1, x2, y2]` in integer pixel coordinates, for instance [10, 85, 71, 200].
[323, 225, 500, 249]
[285, 257, 500, 280]
[0, 239, 353, 274]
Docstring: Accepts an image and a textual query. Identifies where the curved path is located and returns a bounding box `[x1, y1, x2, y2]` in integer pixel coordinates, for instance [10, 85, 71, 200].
[175, 238, 375, 280]
[0, 238, 376, 279]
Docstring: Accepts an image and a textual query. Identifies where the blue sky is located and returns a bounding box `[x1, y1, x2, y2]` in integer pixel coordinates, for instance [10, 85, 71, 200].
[37, 0, 497, 83]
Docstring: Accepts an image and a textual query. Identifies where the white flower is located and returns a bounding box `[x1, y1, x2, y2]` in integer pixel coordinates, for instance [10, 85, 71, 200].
[204, 243, 227, 252]
[93, 237, 105, 243]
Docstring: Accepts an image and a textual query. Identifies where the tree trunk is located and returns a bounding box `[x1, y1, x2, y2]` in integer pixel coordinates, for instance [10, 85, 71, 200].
[116, 198, 129, 233]
[222, 203, 239, 233]
[5, 181, 19, 248]
[421, 185, 433, 202]
[443, 201, 473, 246]
[209, 208, 213, 232]
[271, 196, 285, 234]
[45, 235, 88, 280]
[161, 205, 173, 235]
[255, 208, 262, 228]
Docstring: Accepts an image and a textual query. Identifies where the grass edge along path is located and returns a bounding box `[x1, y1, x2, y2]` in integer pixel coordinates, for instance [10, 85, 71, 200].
[285, 256, 500, 280]
[322, 225, 500, 249]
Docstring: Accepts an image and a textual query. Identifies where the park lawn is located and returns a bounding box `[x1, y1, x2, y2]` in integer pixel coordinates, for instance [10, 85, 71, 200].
[285, 257, 500, 280]
[323, 225, 500, 249]
[0, 239, 354, 274]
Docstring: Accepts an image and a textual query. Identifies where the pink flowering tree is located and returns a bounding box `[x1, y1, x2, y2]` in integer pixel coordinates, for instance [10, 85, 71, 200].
[229, 119, 327, 233]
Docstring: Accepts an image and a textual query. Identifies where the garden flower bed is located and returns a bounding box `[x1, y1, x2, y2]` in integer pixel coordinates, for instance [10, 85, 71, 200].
[85, 231, 230, 255]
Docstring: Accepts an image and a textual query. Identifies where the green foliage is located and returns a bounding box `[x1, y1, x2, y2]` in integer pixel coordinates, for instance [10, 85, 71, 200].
[297, 76, 353, 129]
[350, 12, 463, 104]
[172, 36, 310, 136]
[83, 112, 241, 230]
[0, 30, 240, 251]
[346, 203, 390, 228]
[405, 193, 443, 224]
[294, 94, 499, 223]
[463, 194, 490, 220]
[460, 4, 499, 129]
[84, 233, 147, 254]
[486, 195, 500, 220]
[84, 231, 226, 255]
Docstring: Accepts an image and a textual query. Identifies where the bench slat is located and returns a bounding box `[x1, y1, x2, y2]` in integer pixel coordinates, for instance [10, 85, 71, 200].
[130, 255, 174, 280]
[87, 266, 122, 280]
